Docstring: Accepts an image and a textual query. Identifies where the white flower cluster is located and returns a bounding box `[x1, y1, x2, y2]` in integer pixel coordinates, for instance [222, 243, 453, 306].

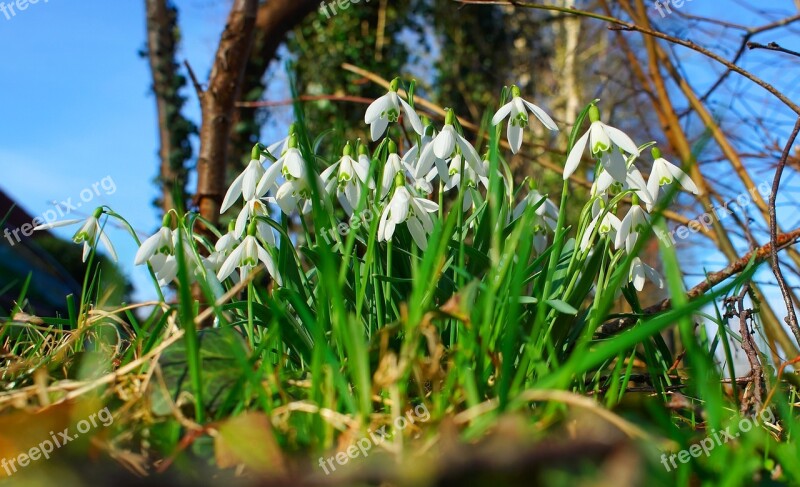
[38, 78, 700, 296]
[569, 105, 700, 291]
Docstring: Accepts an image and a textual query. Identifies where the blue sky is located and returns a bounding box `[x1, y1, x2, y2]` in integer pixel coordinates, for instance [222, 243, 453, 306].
[0, 0, 798, 318]
[0, 0, 291, 301]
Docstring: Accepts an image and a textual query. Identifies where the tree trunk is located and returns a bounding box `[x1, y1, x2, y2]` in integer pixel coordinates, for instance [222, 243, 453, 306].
[227, 0, 320, 172]
[195, 0, 259, 227]
[144, 0, 194, 214]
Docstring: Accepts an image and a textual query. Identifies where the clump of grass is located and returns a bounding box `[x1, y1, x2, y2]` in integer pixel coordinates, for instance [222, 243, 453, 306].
[1, 78, 797, 486]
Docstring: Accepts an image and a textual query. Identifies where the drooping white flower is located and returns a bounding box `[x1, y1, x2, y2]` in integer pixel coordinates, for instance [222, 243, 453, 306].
[647, 147, 700, 198]
[263, 126, 295, 160]
[442, 154, 490, 211]
[492, 85, 559, 153]
[275, 178, 320, 215]
[357, 145, 376, 190]
[579, 206, 622, 252]
[364, 77, 424, 141]
[256, 135, 309, 197]
[402, 122, 436, 176]
[33, 207, 117, 262]
[564, 104, 640, 180]
[381, 142, 406, 198]
[321, 142, 370, 214]
[416, 109, 485, 180]
[254, 135, 323, 215]
[377, 178, 439, 250]
[615, 204, 650, 252]
[512, 188, 559, 228]
[592, 152, 656, 210]
[510, 186, 560, 254]
[629, 256, 663, 291]
[207, 225, 240, 273]
[133, 223, 197, 286]
[233, 199, 276, 245]
[220, 154, 266, 214]
[134, 225, 174, 266]
[217, 222, 281, 285]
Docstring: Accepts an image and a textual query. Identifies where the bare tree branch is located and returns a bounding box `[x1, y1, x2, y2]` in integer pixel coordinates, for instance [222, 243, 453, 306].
[194, 0, 259, 226]
[770, 118, 800, 345]
[597, 227, 800, 337]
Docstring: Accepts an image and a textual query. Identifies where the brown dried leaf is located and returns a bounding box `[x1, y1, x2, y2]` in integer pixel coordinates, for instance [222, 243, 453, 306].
[214, 412, 285, 476]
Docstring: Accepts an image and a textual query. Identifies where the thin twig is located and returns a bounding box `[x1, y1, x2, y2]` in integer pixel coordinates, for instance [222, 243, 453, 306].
[455, 0, 800, 116]
[748, 41, 800, 58]
[597, 227, 800, 336]
[183, 60, 204, 98]
[235, 94, 375, 107]
[770, 118, 800, 346]
[730, 282, 763, 414]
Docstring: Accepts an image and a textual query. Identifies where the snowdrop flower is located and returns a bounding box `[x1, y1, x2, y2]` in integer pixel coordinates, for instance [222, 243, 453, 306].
[512, 187, 558, 228]
[615, 199, 650, 252]
[321, 142, 370, 214]
[647, 147, 700, 198]
[364, 77, 424, 141]
[510, 187, 559, 253]
[256, 135, 309, 197]
[220, 145, 267, 214]
[217, 221, 281, 285]
[381, 140, 406, 198]
[592, 152, 655, 210]
[579, 206, 621, 252]
[33, 207, 117, 262]
[417, 109, 485, 180]
[442, 155, 489, 211]
[233, 199, 276, 245]
[207, 223, 240, 273]
[263, 124, 296, 160]
[402, 121, 435, 172]
[378, 174, 439, 250]
[357, 144, 376, 190]
[255, 135, 323, 215]
[275, 178, 317, 215]
[492, 85, 559, 153]
[134, 223, 174, 267]
[133, 223, 195, 286]
[564, 104, 640, 180]
[629, 257, 663, 292]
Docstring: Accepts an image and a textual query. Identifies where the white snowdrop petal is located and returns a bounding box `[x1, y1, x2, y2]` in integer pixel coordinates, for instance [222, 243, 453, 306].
[491, 101, 514, 126]
[563, 130, 590, 179]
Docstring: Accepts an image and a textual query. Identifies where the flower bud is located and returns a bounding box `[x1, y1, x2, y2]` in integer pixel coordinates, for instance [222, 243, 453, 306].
[251, 143, 262, 161]
[445, 108, 456, 126]
[393, 171, 405, 189]
[651, 147, 662, 160]
[588, 105, 600, 123]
